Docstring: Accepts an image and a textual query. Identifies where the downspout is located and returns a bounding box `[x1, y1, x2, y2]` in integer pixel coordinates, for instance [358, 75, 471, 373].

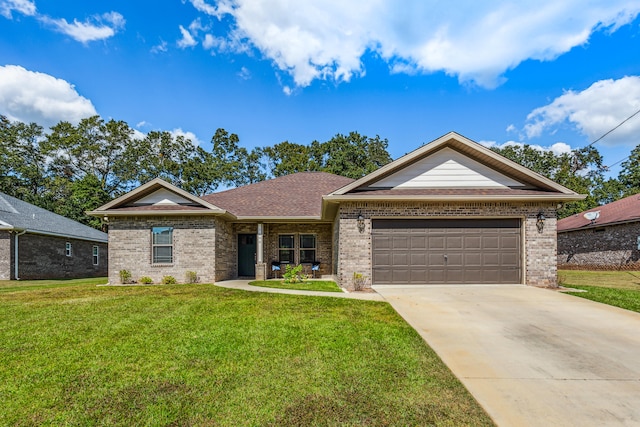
[14, 230, 26, 280]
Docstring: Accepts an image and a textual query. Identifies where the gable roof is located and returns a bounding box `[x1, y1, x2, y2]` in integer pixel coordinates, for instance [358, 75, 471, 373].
[558, 193, 640, 232]
[89, 178, 227, 217]
[325, 132, 584, 202]
[0, 192, 107, 242]
[202, 172, 354, 219]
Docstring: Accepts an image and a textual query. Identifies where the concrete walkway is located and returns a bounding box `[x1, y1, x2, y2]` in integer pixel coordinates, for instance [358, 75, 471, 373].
[214, 280, 384, 301]
[374, 285, 640, 427]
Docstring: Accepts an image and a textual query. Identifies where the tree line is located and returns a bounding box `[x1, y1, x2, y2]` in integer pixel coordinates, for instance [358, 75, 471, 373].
[1, 114, 639, 230]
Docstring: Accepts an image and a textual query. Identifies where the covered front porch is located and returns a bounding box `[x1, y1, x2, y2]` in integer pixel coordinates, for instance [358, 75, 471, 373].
[232, 222, 334, 280]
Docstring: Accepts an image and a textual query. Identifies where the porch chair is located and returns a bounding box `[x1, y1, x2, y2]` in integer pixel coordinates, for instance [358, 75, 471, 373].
[271, 261, 281, 278]
[311, 261, 320, 278]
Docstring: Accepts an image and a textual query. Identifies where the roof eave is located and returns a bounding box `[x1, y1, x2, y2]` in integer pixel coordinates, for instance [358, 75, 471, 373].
[233, 215, 325, 222]
[88, 209, 230, 217]
[558, 217, 640, 233]
[323, 193, 586, 202]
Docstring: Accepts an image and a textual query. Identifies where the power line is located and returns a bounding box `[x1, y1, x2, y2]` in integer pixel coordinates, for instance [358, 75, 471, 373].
[587, 106, 640, 148]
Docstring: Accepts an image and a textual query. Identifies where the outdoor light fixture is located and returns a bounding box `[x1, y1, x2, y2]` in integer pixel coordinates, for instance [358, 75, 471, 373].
[536, 212, 545, 233]
[357, 213, 365, 233]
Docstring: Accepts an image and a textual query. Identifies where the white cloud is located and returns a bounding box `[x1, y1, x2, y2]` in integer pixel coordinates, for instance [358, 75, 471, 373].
[0, 0, 35, 18]
[40, 11, 125, 43]
[481, 140, 573, 156]
[151, 40, 168, 53]
[192, 1, 639, 89]
[237, 66, 251, 80]
[177, 24, 197, 48]
[524, 76, 640, 146]
[170, 128, 203, 146]
[0, 65, 97, 127]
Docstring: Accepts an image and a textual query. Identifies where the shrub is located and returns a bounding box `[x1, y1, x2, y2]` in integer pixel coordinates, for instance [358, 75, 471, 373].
[162, 275, 177, 285]
[185, 271, 199, 284]
[283, 264, 307, 284]
[119, 269, 132, 284]
[353, 272, 367, 291]
[139, 276, 153, 284]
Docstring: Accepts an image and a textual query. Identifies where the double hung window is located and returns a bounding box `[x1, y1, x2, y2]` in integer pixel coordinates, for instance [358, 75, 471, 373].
[152, 227, 173, 264]
[278, 234, 317, 264]
[92, 246, 99, 265]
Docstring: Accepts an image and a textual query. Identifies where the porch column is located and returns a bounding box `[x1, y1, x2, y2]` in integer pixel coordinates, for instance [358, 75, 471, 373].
[255, 223, 266, 280]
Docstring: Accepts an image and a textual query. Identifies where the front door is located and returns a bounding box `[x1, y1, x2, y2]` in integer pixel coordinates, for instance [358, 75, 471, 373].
[238, 234, 257, 277]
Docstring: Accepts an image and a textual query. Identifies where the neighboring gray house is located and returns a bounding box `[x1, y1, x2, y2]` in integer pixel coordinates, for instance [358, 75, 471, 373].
[0, 191, 108, 280]
[558, 193, 640, 270]
[90, 132, 583, 289]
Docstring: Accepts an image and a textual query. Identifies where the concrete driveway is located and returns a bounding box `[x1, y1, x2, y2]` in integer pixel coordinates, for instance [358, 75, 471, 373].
[374, 285, 640, 427]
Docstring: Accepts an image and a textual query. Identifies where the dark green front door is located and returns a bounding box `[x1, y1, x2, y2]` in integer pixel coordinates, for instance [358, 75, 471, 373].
[238, 234, 256, 277]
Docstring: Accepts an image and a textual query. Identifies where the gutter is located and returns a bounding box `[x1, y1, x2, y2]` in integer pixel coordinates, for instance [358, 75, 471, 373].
[14, 230, 26, 280]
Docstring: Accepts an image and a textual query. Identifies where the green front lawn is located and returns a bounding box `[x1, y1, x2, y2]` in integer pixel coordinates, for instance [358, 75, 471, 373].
[560, 270, 640, 313]
[249, 279, 343, 292]
[0, 281, 492, 426]
[0, 277, 107, 292]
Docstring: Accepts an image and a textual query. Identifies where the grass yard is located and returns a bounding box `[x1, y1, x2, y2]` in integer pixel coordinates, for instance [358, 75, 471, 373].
[0, 277, 107, 293]
[249, 279, 343, 292]
[0, 281, 492, 426]
[559, 270, 640, 313]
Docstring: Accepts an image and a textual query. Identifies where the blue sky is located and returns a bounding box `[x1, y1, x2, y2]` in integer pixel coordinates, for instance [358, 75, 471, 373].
[1, 0, 640, 177]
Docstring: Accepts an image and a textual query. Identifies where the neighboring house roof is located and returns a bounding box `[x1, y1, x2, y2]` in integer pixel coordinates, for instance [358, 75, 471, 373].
[0, 191, 108, 242]
[89, 178, 227, 217]
[558, 193, 640, 233]
[202, 172, 354, 219]
[326, 132, 584, 202]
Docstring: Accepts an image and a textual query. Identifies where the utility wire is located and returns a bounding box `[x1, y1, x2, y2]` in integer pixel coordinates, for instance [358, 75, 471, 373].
[587, 106, 640, 148]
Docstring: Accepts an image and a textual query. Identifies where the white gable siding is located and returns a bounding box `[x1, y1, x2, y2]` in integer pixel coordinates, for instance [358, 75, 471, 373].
[370, 148, 525, 188]
[133, 188, 194, 205]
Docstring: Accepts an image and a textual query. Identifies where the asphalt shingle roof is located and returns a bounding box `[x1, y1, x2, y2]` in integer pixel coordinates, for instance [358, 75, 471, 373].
[0, 192, 108, 242]
[202, 172, 354, 217]
[557, 193, 640, 232]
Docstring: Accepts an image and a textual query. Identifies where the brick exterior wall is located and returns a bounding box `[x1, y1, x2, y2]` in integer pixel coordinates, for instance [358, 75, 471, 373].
[215, 218, 234, 281]
[558, 222, 640, 269]
[336, 201, 558, 290]
[265, 223, 333, 278]
[0, 231, 12, 280]
[108, 216, 216, 284]
[12, 233, 107, 280]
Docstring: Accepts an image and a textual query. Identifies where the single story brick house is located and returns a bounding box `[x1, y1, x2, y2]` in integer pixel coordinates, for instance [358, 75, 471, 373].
[0, 191, 108, 280]
[558, 193, 640, 270]
[90, 132, 583, 289]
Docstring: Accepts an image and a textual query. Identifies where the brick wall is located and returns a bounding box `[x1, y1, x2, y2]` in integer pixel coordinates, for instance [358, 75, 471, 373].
[558, 222, 640, 269]
[15, 233, 107, 280]
[108, 216, 216, 284]
[0, 231, 12, 280]
[265, 223, 333, 278]
[336, 201, 558, 290]
[215, 218, 234, 281]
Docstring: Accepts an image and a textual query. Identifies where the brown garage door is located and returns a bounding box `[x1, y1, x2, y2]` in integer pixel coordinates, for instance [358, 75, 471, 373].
[372, 219, 521, 284]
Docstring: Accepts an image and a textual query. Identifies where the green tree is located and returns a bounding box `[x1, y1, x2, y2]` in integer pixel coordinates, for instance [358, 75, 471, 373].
[618, 144, 640, 196]
[264, 141, 312, 177]
[491, 144, 606, 218]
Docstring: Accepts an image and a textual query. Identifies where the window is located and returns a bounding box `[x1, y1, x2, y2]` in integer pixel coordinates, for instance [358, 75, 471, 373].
[278, 235, 294, 264]
[152, 227, 173, 264]
[92, 246, 99, 265]
[299, 234, 316, 263]
[65, 242, 72, 257]
[277, 234, 317, 264]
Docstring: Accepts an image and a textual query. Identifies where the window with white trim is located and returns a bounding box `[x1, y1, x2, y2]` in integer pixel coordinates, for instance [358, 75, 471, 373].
[299, 234, 316, 263]
[278, 234, 294, 264]
[92, 246, 99, 265]
[152, 227, 173, 264]
[65, 242, 72, 257]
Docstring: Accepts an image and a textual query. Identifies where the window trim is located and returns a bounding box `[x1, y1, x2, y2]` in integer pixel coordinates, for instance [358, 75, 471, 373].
[278, 234, 295, 265]
[152, 227, 174, 264]
[92, 245, 99, 266]
[65, 242, 72, 257]
[277, 233, 317, 264]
